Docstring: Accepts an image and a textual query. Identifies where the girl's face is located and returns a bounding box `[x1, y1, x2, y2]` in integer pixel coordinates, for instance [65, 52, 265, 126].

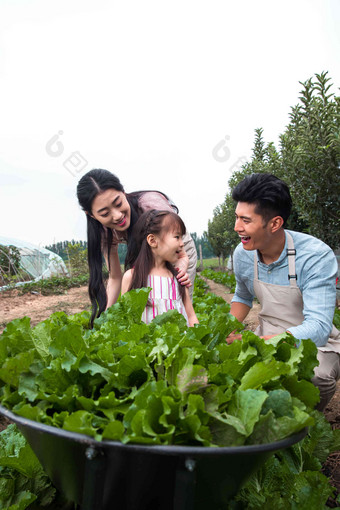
[91, 189, 131, 231]
[153, 226, 184, 265]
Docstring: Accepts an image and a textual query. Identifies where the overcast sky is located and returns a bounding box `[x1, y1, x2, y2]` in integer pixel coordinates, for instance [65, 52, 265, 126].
[0, 0, 339, 247]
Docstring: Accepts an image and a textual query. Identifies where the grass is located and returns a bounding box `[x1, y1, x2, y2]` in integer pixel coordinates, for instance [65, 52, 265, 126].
[197, 258, 228, 269]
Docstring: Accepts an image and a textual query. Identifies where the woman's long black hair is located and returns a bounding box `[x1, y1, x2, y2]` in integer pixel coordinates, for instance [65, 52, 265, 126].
[76, 168, 177, 326]
[128, 209, 187, 303]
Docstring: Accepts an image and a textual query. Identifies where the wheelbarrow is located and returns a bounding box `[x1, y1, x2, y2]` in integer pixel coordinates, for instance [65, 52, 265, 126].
[0, 405, 307, 510]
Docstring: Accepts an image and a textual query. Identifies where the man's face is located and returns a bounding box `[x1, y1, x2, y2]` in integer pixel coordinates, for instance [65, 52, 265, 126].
[234, 202, 273, 252]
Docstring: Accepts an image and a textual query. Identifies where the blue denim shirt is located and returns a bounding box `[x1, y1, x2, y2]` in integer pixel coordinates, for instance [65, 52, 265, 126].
[232, 230, 338, 346]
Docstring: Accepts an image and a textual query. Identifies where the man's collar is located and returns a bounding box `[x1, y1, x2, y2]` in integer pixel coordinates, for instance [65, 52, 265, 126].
[257, 230, 289, 268]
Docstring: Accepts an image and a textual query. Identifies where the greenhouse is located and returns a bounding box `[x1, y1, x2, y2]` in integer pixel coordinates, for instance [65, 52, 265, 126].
[0, 235, 68, 288]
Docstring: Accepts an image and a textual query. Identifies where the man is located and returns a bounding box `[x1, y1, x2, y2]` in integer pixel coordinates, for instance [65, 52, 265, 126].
[228, 173, 340, 411]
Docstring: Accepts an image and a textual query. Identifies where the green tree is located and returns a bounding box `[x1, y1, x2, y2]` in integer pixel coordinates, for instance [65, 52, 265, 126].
[206, 202, 238, 268]
[66, 243, 88, 277]
[220, 195, 241, 269]
[227, 72, 340, 247]
[280, 72, 340, 248]
[190, 232, 214, 260]
[199, 232, 215, 258]
[207, 206, 226, 266]
[207, 72, 340, 271]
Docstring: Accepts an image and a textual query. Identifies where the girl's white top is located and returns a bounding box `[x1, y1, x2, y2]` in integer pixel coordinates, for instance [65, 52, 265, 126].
[142, 275, 189, 326]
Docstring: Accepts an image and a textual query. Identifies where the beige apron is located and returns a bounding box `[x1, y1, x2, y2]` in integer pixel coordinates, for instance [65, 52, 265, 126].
[254, 232, 340, 353]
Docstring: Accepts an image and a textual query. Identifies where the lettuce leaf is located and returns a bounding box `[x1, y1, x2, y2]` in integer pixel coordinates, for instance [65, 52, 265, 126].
[0, 287, 319, 447]
[0, 424, 57, 509]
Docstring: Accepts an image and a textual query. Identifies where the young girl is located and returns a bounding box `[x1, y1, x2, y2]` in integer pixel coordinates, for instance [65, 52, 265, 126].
[121, 210, 199, 327]
[76, 169, 197, 326]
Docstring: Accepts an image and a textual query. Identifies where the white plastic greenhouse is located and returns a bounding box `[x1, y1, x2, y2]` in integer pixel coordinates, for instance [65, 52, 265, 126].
[0, 236, 69, 289]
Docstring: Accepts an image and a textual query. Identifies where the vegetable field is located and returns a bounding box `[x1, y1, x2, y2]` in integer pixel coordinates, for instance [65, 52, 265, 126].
[0, 278, 340, 508]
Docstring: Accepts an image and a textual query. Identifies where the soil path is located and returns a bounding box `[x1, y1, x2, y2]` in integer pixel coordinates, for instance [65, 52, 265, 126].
[0, 286, 91, 333]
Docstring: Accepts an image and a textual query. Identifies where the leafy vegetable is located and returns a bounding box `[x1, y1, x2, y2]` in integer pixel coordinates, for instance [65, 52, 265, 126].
[201, 268, 236, 292]
[0, 277, 338, 509]
[230, 410, 340, 509]
[0, 424, 57, 509]
[0, 286, 318, 447]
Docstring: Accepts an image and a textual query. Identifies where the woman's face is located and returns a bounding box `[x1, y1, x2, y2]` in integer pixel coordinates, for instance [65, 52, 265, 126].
[90, 189, 131, 231]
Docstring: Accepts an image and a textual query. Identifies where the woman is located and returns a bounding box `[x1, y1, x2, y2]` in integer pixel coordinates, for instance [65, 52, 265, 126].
[76, 168, 197, 325]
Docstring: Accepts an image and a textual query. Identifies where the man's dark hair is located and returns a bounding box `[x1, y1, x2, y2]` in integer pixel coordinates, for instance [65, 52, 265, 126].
[232, 173, 292, 227]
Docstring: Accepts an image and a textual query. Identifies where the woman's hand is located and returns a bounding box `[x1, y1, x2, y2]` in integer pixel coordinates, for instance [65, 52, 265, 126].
[176, 267, 192, 287]
[175, 251, 191, 287]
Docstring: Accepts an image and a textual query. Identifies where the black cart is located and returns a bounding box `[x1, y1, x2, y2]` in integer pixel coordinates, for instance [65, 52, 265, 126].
[0, 406, 306, 510]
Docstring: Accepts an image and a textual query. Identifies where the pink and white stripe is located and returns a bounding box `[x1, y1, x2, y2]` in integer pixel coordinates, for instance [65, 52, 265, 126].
[141, 275, 189, 326]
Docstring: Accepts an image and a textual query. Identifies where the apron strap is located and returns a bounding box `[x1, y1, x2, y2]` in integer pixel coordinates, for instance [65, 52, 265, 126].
[286, 232, 297, 287]
[253, 231, 297, 287]
[254, 250, 258, 278]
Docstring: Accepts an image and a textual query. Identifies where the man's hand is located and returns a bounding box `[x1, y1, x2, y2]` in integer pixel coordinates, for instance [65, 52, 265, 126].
[226, 332, 276, 344]
[226, 331, 243, 344]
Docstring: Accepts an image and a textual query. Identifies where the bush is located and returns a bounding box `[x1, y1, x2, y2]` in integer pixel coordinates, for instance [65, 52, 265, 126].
[65, 243, 88, 277]
[16, 275, 89, 295]
[201, 268, 236, 292]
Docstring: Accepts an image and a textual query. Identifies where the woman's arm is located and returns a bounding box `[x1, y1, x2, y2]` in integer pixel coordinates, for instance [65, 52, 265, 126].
[184, 288, 199, 327]
[103, 246, 123, 308]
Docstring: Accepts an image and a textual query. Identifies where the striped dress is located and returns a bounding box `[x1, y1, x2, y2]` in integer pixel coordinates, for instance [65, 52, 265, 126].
[141, 275, 189, 326]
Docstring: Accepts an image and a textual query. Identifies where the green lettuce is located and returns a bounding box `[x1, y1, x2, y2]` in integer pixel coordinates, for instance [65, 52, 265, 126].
[0, 286, 318, 447]
[0, 424, 57, 509]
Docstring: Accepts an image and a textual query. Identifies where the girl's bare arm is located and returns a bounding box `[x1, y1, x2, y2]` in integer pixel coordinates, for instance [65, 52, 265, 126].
[121, 269, 133, 295]
[184, 288, 199, 327]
